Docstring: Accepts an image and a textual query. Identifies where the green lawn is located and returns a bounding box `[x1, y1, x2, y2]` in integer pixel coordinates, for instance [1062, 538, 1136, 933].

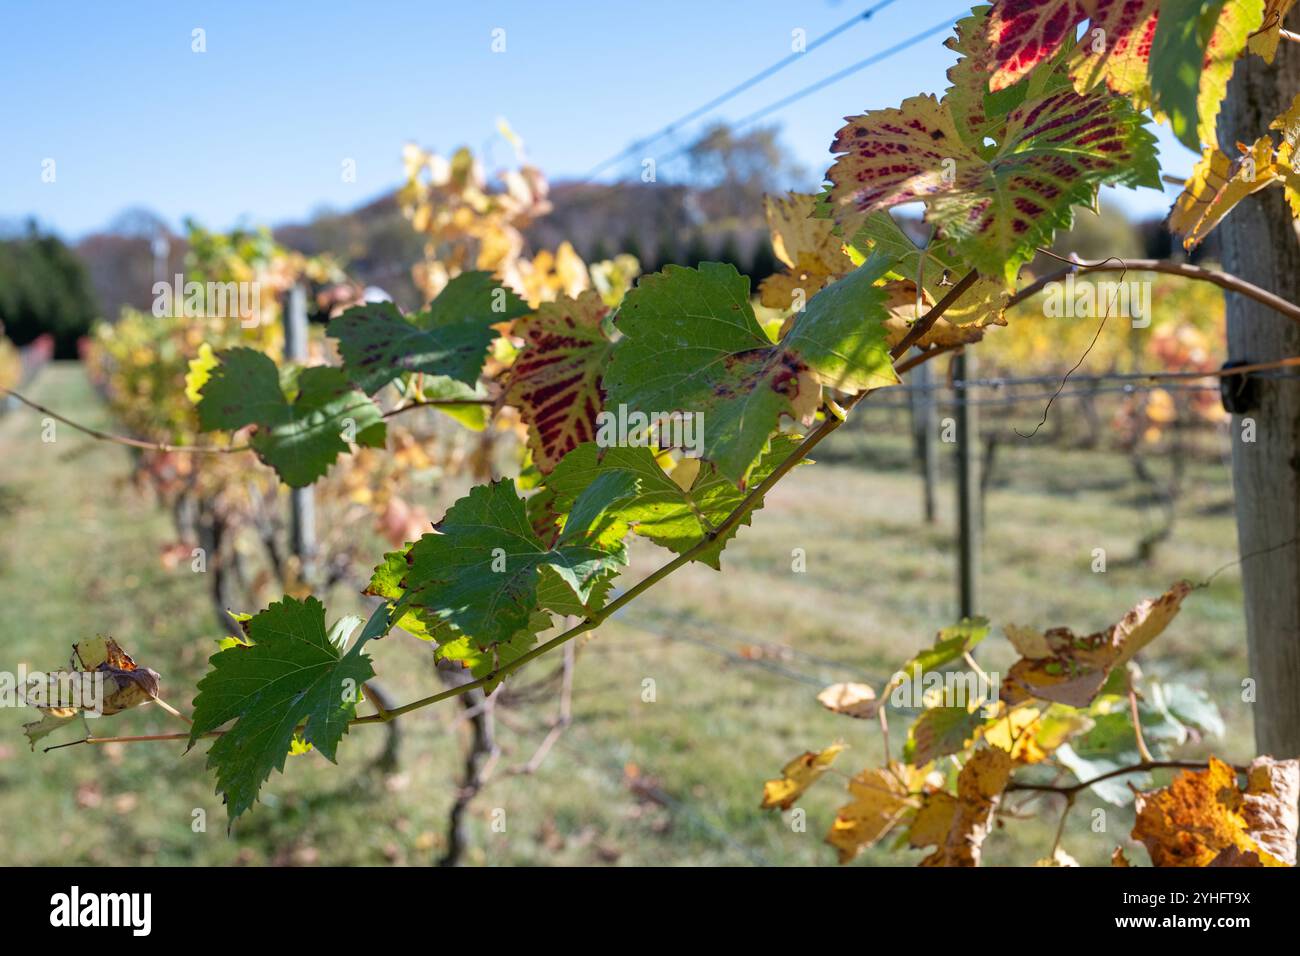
[0, 363, 1253, 866]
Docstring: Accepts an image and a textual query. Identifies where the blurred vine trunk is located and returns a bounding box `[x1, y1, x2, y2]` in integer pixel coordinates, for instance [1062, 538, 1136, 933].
[1219, 9, 1300, 758]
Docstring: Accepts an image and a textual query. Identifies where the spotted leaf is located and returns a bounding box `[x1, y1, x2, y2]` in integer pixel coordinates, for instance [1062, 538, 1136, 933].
[502, 290, 613, 473]
[828, 86, 1159, 287]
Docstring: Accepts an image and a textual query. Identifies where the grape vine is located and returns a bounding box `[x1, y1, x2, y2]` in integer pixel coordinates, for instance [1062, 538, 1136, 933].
[11, 0, 1300, 867]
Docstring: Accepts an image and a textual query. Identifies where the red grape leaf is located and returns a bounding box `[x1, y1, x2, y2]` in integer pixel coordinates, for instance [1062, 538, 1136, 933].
[503, 290, 613, 473]
[828, 84, 1159, 286]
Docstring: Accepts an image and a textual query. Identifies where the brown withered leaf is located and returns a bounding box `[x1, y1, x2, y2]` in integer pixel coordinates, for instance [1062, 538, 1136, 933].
[22, 637, 161, 750]
[816, 681, 879, 719]
[915, 746, 1013, 867]
[1131, 756, 1294, 867]
[1000, 581, 1192, 707]
[1240, 755, 1299, 866]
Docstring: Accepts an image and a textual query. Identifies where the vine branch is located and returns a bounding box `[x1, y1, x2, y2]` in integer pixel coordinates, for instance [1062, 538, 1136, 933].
[1, 386, 250, 454]
[1006, 759, 1248, 795]
[73, 269, 983, 747]
[1007, 256, 1300, 326]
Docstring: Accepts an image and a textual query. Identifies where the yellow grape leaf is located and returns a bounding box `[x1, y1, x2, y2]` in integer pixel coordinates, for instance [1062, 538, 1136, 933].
[758, 193, 855, 309]
[1069, 0, 1160, 102]
[916, 747, 1014, 867]
[1001, 580, 1192, 707]
[1132, 756, 1295, 866]
[760, 743, 844, 811]
[1270, 91, 1300, 217]
[978, 705, 1049, 764]
[908, 792, 959, 848]
[1169, 137, 1280, 249]
[880, 281, 1008, 351]
[826, 765, 916, 863]
[185, 343, 218, 405]
[816, 681, 879, 719]
[1249, 0, 1298, 60]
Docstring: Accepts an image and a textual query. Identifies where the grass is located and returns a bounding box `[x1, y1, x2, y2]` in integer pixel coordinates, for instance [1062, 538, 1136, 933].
[0, 363, 1254, 866]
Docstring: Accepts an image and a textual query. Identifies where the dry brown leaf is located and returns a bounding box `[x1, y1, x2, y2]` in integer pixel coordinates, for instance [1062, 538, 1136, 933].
[915, 747, 1013, 867]
[816, 682, 879, 719]
[1132, 756, 1293, 867]
[22, 637, 161, 750]
[1000, 581, 1192, 707]
[1240, 755, 1299, 866]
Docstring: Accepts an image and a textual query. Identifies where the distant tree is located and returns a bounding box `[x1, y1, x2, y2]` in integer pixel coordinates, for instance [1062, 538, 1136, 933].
[620, 232, 644, 265]
[1047, 201, 1142, 261]
[0, 222, 99, 357]
[683, 123, 809, 223]
[715, 231, 743, 271]
[748, 236, 777, 284]
[681, 231, 712, 268]
[650, 229, 679, 272]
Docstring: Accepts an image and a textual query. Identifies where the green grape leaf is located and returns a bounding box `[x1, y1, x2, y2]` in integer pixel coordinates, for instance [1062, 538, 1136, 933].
[196, 347, 293, 432]
[434, 609, 553, 692]
[896, 617, 991, 684]
[400, 479, 625, 646]
[828, 85, 1160, 286]
[502, 290, 614, 473]
[328, 272, 528, 394]
[188, 597, 389, 820]
[196, 348, 386, 487]
[605, 258, 894, 486]
[535, 434, 807, 570]
[904, 706, 985, 765]
[367, 544, 558, 687]
[1149, 0, 1263, 149]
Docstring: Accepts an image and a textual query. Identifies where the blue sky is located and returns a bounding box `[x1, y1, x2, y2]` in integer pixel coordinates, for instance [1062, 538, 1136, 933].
[0, 0, 1192, 239]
